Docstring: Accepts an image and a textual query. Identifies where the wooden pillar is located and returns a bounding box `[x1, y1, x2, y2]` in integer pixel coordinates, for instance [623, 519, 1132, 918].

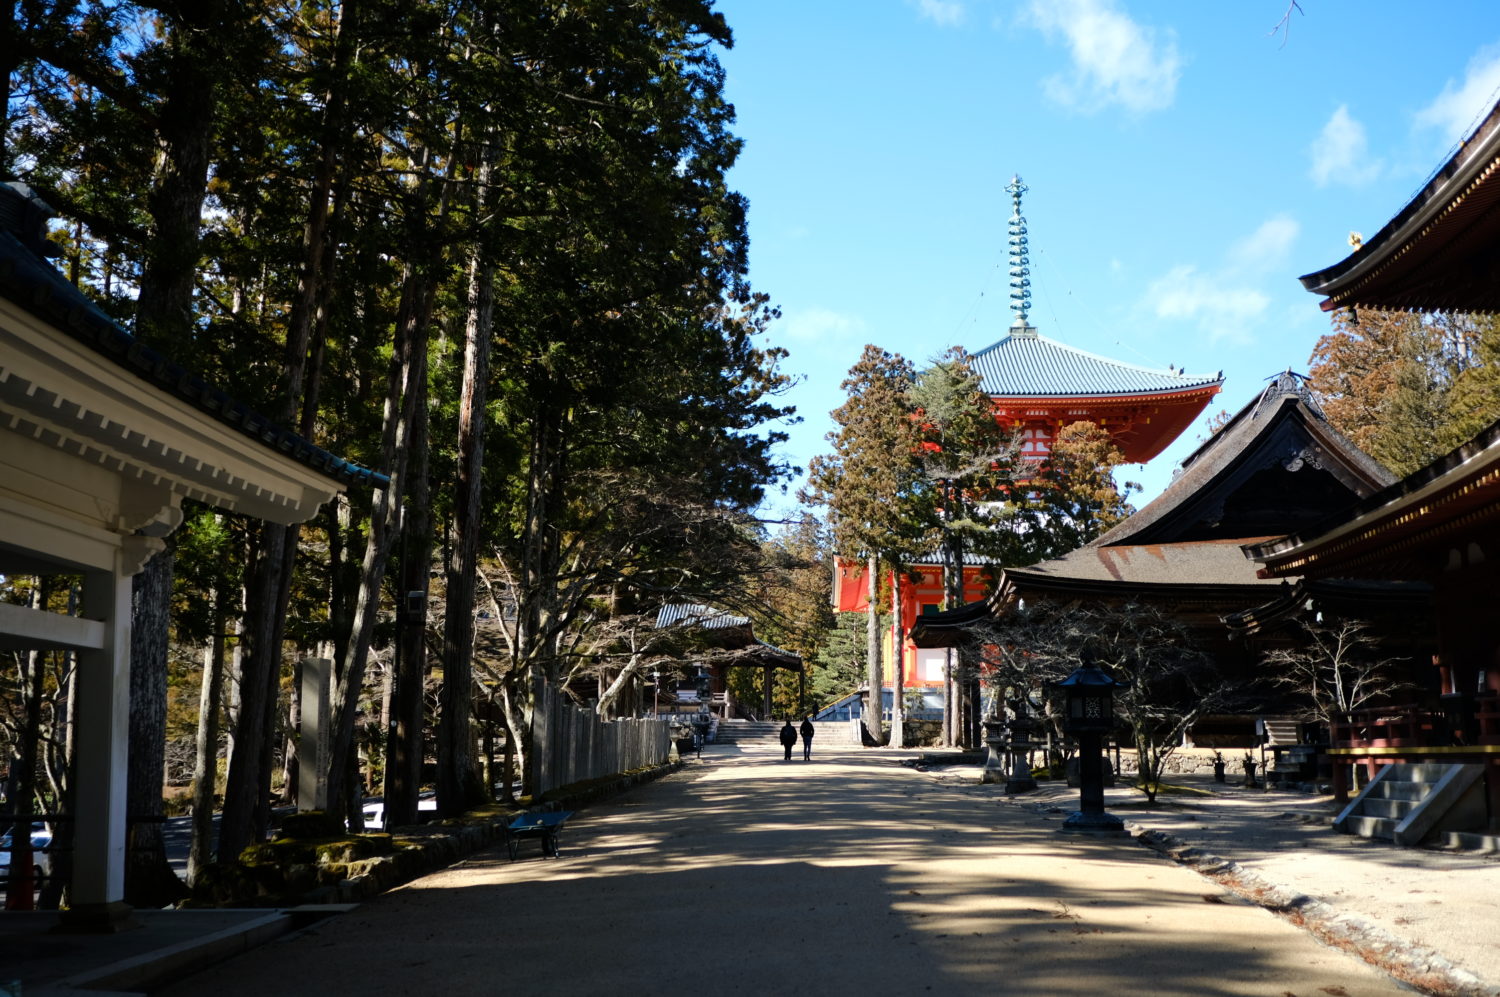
[763, 666, 774, 719]
[61, 560, 137, 932]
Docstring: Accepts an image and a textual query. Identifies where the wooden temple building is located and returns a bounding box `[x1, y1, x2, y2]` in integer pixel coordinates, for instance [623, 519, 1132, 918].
[832, 177, 1222, 702]
[909, 370, 1416, 721]
[1243, 96, 1500, 833]
[652, 604, 802, 720]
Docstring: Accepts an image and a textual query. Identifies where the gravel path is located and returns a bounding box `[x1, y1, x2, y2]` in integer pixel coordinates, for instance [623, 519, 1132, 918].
[157, 742, 1416, 996]
[1000, 777, 1500, 996]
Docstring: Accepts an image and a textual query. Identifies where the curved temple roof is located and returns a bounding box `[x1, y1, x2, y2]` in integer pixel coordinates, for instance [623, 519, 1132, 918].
[969, 325, 1222, 398]
[1299, 97, 1500, 313]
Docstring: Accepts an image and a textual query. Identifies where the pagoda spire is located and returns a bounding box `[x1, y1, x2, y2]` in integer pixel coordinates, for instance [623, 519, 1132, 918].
[1006, 174, 1035, 337]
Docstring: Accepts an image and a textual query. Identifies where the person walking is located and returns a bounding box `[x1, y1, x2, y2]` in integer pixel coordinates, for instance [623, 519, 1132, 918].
[799, 716, 815, 760]
[779, 719, 797, 761]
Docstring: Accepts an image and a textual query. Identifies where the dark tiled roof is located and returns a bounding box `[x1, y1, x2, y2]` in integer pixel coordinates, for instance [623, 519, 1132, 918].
[1247, 412, 1500, 580]
[969, 325, 1222, 398]
[907, 600, 990, 647]
[1092, 372, 1393, 548]
[0, 182, 387, 490]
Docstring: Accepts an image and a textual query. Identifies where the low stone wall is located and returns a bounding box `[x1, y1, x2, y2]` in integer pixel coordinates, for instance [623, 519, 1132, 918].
[189, 758, 683, 908]
[1114, 747, 1267, 778]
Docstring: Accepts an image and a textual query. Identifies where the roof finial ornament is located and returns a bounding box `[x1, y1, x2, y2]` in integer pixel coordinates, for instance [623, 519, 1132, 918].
[1005, 174, 1035, 337]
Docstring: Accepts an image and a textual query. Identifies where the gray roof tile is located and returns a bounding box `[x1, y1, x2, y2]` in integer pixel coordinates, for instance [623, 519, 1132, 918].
[970, 325, 1222, 397]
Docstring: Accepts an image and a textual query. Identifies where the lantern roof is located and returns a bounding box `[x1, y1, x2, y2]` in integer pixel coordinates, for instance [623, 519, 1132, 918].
[1057, 661, 1122, 691]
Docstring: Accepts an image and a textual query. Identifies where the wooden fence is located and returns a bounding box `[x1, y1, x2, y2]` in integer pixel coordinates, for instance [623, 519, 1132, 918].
[531, 683, 673, 797]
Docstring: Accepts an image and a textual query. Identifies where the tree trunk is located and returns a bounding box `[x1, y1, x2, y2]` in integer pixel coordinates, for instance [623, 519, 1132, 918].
[942, 479, 966, 748]
[324, 258, 433, 825]
[125, 547, 188, 907]
[187, 587, 227, 886]
[5, 584, 46, 911]
[219, 525, 289, 862]
[436, 192, 494, 818]
[891, 569, 904, 750]
[865, 555, 883, 745]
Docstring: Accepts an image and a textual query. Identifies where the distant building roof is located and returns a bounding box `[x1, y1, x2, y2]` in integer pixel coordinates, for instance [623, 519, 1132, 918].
[654, 603, 801, 670]
[969, 324, 1222, 399]
[655, 603, 750, 630]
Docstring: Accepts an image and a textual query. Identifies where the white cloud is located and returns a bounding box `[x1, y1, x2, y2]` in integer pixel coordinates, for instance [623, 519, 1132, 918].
[1141, 215, 1299, 345]
[780, 306, 866, 343]
[1227, 214, 1300, 272]
[1414, 43, 1500, 149]
[913, 0, 965, 27]
[1023, 0, 1180, 115]
[1309, 105, 1381, 188]
[1147, 265, 1268, 337]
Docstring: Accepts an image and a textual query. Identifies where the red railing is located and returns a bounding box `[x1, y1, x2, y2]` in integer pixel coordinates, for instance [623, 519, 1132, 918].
[1331, 705, 1443, 748]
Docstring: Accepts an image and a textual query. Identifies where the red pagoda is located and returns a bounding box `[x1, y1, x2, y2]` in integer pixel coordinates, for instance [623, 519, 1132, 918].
[831, 176, 1223, 697]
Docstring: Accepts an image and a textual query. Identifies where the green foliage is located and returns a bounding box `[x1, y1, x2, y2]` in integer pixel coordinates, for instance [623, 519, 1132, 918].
[910, 346, 1025, 598]
[804, 345, 928, 564]
[807, 612, 887, 708]
[1019, 421, 1139, 561]
[8, 0, 796, 827]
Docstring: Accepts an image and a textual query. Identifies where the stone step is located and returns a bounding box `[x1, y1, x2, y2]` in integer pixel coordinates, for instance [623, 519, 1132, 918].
[1390, 762, 1461, 783]
[1261, 719, 1302, 745]
[1367, 780, 1424, 801]
[1358, 797, 1415, 819]
[1427, 830, 1500, 854]
[713, 722, 780, 744]
[1343, 814, 1397, 840]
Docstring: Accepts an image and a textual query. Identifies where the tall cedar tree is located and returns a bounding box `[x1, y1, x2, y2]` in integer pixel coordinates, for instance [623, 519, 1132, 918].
[910, 347, 1022, 746]
[7, 0, 793, 869]
[805, 346, 928, 744]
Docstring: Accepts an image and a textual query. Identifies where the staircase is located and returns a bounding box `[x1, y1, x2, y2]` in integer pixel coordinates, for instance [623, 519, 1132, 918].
[1334, 762, 1487, 846]
[713, 720, 780, 746]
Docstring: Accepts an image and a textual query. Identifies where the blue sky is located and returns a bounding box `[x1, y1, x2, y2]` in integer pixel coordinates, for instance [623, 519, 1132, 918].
[718, 0, 1500, 521]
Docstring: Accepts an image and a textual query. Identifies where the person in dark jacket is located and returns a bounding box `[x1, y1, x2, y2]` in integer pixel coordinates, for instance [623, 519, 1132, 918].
[799, 717, 815, 760]
[779, 720, 797, 761]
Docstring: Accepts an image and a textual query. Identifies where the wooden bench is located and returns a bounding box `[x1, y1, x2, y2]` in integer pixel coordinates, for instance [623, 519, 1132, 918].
[505, 811, 573, 861]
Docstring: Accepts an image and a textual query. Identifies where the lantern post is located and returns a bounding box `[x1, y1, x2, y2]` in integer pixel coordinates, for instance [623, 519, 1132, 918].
[1056, 656, 1125, 835]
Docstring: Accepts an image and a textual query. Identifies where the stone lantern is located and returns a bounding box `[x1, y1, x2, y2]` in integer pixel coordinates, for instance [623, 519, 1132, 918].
[1057, 656, 1125, 834]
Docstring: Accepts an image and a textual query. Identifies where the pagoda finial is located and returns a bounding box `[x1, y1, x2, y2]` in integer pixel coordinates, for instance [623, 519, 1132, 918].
[1005, 174, 1034, 335]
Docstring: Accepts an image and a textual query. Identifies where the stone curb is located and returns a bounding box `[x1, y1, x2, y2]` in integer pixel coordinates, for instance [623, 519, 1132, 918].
[291, 759, 684, 907]
[1130, 824, 1499, 997]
